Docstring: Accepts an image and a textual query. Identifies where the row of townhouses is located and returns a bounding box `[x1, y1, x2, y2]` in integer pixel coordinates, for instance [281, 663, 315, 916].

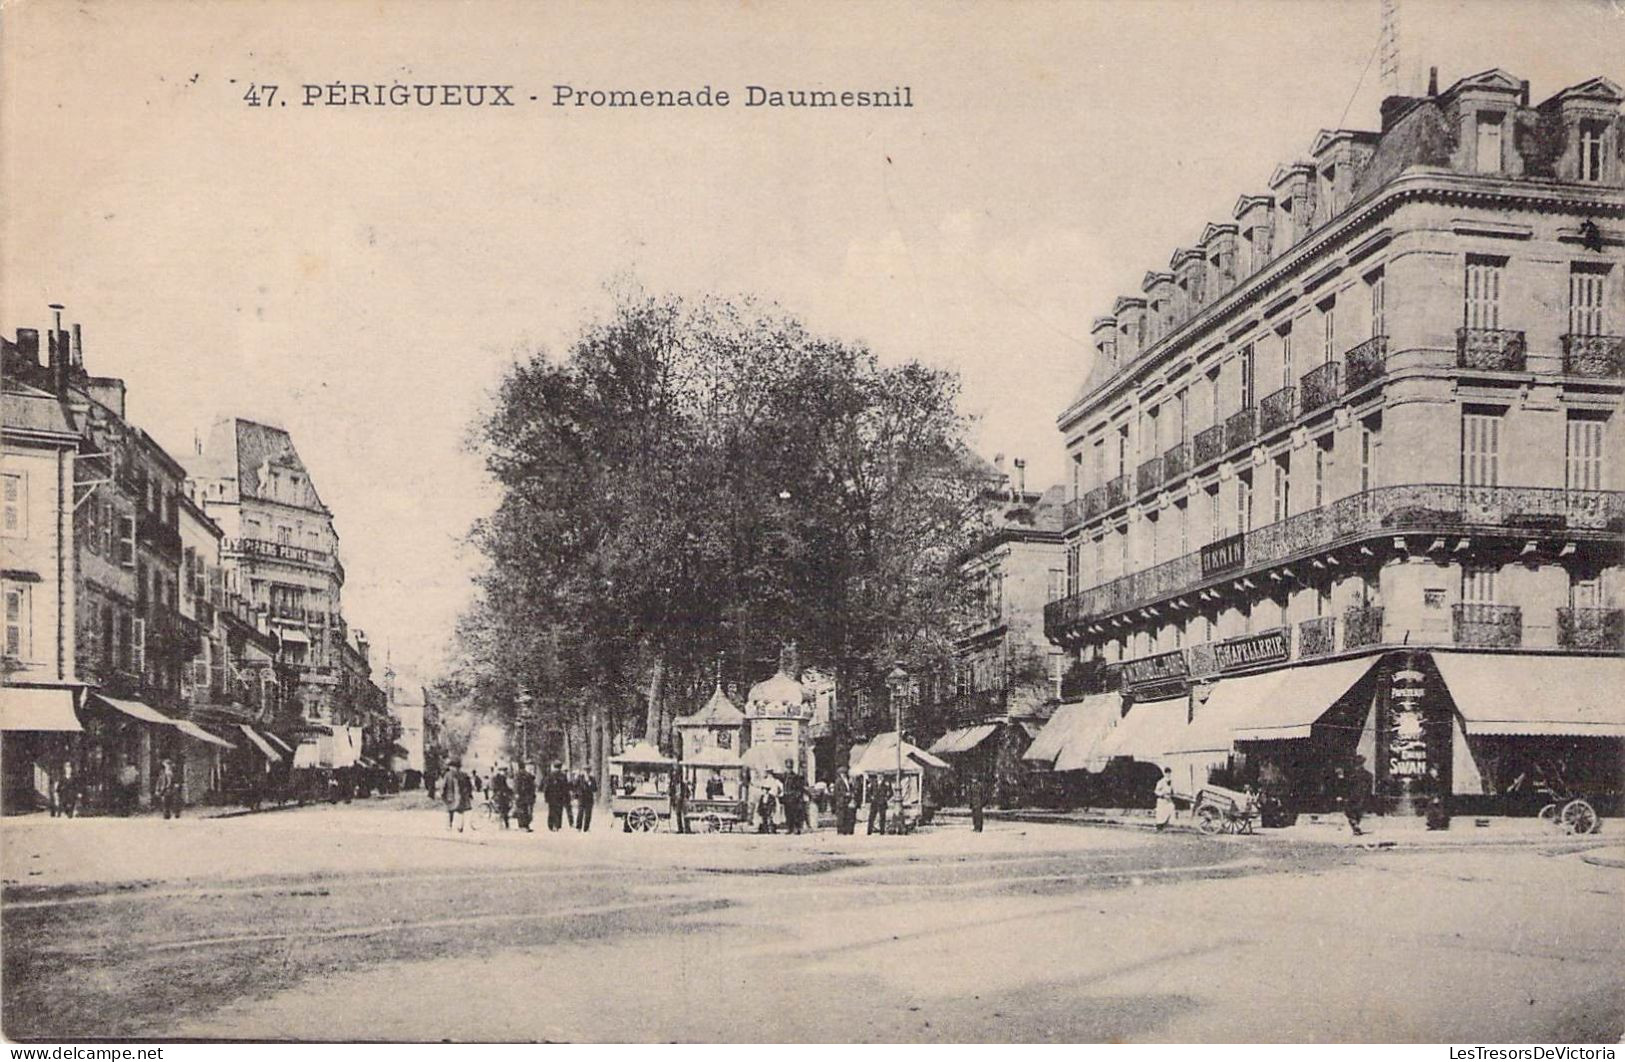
[919, 68, 1624, 820]
[1, 311, 432, 813]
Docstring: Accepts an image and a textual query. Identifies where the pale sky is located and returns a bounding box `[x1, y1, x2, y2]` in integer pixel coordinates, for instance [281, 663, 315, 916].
[4, 0, 1621, 681]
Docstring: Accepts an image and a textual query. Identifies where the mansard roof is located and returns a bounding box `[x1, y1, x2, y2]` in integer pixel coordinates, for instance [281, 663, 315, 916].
[1539, 76, 1625, 109]
[1444, 68, 1525, 98]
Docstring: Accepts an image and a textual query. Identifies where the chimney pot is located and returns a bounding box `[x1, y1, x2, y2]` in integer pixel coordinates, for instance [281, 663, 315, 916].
[1427, 67, 1438, 96]
[16, 328, 39, 365]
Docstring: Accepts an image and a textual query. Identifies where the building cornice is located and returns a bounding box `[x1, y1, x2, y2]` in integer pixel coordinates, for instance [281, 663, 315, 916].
[1058, 171, 1625, 434]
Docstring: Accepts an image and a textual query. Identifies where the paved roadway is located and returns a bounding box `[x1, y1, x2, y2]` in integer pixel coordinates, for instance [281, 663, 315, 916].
[3, 795, 1620, 1043]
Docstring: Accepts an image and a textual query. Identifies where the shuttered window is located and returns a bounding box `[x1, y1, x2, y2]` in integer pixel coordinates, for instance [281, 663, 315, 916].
[1569, 265, 1608, 337]
[1461, 411, 1502, 487]
[1464, 257, 1503, 330]
[1567, 415, 1605, 491]
[1462, 567, 1497, 604]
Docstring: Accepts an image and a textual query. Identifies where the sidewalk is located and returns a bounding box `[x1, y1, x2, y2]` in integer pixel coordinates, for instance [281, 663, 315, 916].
[938, 805, 1610, 848]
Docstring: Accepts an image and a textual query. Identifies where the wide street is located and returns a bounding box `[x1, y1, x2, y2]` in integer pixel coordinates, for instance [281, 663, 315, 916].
[2, 795, 1621, 1043]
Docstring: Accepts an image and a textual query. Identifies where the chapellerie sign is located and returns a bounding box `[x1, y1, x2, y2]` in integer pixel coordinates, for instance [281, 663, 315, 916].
[1214, 627, 1292, 671]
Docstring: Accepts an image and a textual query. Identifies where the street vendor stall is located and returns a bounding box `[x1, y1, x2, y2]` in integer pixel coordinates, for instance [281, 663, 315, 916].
[680, 746, 749, 831]
[851, 731, 949, 830]
[609, 740, 675, 832]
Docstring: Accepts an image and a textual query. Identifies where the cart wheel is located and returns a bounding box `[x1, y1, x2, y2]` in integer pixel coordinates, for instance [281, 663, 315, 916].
[628, 806, 659, 832]
[704, 813, 722, 833]
[1561, 799, 1599, 836]
[1197, 806, 1222, 835]
[1537, 802, 1561, 828]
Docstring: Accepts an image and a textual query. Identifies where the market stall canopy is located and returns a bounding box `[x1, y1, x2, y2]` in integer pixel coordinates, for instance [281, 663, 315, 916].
[611, 740, 673, 766]
[851, 732, 949, 774]
[927, 723, 999, 757]
[91, 693, 176, 726]
[676, 685, 746, 727]
[1023, 693, 1120, 770]
[1089, 697, 1189, 770]
[292, 741, 321, 769]
[174, 719, 235, 750]
[1433, 653, 1625, 737]
[1227, 656, 1382, 742]
[238, 725, 282, 761]
[0, 686, 82, 732]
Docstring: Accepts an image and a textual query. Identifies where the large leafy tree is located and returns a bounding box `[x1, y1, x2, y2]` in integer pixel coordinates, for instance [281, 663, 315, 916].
[450, 287, 987, 771]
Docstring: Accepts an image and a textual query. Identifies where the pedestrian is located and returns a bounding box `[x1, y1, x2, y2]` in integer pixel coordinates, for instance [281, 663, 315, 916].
[756, 787, 778, 833]
[118, 761, 140, 814]
[672, 765, 692, 834]
[543, 762, 570, 831]
[514, 762, 537, 831]
[156, 759, 182, 820]
[58, 762, 79, 819]
[1343, 754, 1372, 837]
[1424, 765, 1450, 831]
[573, 772, 596, 832]
[491, 766, 513, 829]
[425, 770, 437, 800]
[968, 772, 986, 833]
[833, 767, 856, 835]
[1153, 767, 1175, 831]
[867, 775, 892, 835]
[781, 773, 806, 834]
[442, 759, 472, 832]
[471, 770, 483, 797]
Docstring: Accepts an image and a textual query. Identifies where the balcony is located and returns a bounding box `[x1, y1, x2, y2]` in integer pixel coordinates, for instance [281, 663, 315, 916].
[1561, 334, 1625, 378]
[1104, 475, 1128, 511]
[1224, 407, 1258, 452]
[1044, 485, 1624, 639]
[1456, 328, 1526, 372]
[1344, 335, 1387, 392]
[1343, 606, 1384, 649]
[1453, 603, 1522, 647]
[1062, 497, 1086, 528]
[1300, 361, 1342, 413]
[1162, 441, 1191, 483]
[1084, 485, 1107, 521]
[1193, 424, 1225, 468]
[1557, 607, 1625, 651]
[1260, 386, 1298, 434]
[1136, 457, 1164, 496]
[1298, 616, 1336, 658]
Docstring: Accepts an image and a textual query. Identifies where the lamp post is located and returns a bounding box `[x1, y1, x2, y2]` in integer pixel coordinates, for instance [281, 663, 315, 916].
[516, 686, 534, 768]
[886, 663, 908, 832]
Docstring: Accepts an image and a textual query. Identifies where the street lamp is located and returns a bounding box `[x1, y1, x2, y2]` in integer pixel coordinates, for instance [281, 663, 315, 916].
[886, 663, 909, 832]
[516, 686, 534, 767]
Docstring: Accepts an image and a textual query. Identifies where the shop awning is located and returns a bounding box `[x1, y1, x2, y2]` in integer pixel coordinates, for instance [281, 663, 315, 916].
[852, 731, 950, 774]
[239, 725, 282, 761]
[0, 686, 82, 732]
[263, 732, 295, 755]
[275, 628, 311, 645]
[1023, 693, 1121, 770]
[174, 719, 235, 749]
[1228, 656, 1382, 743]
[1090, 697, 1189, 769]
[91, 693, 176, 726]
[1053, 695, 1126, 772]
[928, 723, 1000, 756]
[292, 741, 322, 769]
[1434, 653, 1625, 737]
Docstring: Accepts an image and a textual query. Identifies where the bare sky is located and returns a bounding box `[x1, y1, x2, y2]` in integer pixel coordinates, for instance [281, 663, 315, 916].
[4, 0, 1621, 681]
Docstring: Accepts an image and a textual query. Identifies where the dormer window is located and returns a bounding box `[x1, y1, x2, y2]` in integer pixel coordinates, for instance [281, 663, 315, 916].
[1319, 165, 1337, 219]
[1475, 112, 1504, 173]
[1580, 120, 1607, 182]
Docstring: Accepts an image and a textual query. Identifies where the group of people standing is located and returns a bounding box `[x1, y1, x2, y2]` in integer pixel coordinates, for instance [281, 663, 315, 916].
[437, 760, 597, 835]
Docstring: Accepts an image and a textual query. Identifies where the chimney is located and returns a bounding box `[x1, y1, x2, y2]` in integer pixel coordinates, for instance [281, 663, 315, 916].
[71, 323, 83, 369]
[1427, 67, 1438, 97]
[47, 304, 68, 394]
[1519, 80, 1529, 107]
[1013, 457, 1027, 496]
[16, 328, 39, 366]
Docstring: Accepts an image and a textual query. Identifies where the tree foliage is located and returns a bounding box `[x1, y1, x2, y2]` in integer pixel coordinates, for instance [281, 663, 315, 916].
[447, 287, 989, 754]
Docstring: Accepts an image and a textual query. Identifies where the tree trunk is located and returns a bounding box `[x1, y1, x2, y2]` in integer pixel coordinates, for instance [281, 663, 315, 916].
[645, 655, 666, 749]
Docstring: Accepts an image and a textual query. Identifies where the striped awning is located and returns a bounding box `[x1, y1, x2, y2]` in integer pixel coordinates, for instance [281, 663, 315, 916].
[91, 693, 175, 726]
[238, 725, 283, 761]
[0, 686, 82, 732]
[174, 719, 235, 750]
[927, 723, 1000, 757]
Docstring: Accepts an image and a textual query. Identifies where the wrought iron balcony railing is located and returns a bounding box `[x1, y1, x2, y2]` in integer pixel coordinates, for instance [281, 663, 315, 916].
[1137, 457, 1164, 496]
[1044, 485, 1624, 637]
[1561, 334, 1625, 378]
[1343, 605, 1384, 649]
[1084, 485, 1107, 521]
[1457, 327, 1527, 372]
[1453, 603, 1522, 647]
[1194, 424, 1225, 468]
[1260, 386, 1298, 434]
[1104, 475, 1128, 511]
[1556, 607, 1625, 651]
[1224, 407, 1258, 452]
[1300, 361, 1342, 413]
[1062, 497, 1085, 528]
[1162, 441, 1191, 483]
[1344, 334, 1387, 392]
[1298, 616, 1336, 658]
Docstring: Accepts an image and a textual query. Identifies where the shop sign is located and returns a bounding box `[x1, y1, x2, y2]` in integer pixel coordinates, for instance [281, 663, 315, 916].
[1201, 533, 1246, 577]
[1214, 627, 1291, 671]
[1388, 666, 1428, 779]
[1119, 649, 1190, 693]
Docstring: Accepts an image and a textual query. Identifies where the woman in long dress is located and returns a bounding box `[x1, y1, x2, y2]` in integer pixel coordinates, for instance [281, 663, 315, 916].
[1153, 767, 1176, 831]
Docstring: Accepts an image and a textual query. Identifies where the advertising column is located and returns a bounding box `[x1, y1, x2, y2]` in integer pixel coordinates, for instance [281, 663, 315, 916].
[1377, 652, 1452, 820]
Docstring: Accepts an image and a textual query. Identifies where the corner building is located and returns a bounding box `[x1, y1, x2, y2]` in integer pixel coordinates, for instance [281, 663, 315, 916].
[1041, 69, 1624, 818]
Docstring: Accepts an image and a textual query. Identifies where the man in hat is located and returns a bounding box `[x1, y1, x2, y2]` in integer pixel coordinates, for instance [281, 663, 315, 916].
[573, 771, 597, 832]
[833, 766, 856, 835]
[543, 762, 571, 831]
[1343, 754, 1373, 837]
[514, 762, 537, 831]
[155, 759, 182, 820]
